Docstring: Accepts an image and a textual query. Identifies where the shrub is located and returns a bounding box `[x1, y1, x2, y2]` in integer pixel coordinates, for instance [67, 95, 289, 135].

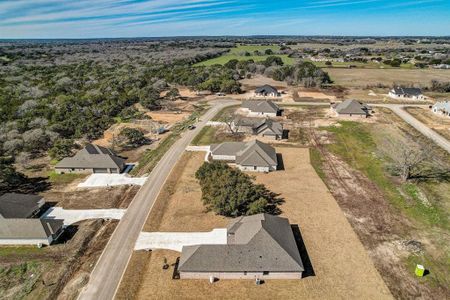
[195, 161, 281, 217]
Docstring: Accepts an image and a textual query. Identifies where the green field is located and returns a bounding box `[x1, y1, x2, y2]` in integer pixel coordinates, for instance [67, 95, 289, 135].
[195, 44, 296, 66]
[195, 44, 416, 69]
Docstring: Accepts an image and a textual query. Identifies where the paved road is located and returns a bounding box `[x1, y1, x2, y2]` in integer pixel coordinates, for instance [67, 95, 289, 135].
[79, 99, 448, 300]
[78, 99, 238, 300]
[383, 104, 450, 153]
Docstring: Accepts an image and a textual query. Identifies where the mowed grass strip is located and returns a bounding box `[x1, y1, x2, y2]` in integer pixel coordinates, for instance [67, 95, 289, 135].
[322, 121, 448, 228]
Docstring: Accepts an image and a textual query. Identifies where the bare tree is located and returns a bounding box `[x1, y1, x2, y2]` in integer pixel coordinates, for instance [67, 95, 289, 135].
[383, 138, 434, 182]
[222, 112, 238, 135]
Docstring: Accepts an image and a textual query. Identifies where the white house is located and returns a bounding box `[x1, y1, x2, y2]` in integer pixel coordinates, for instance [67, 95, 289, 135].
[389, 87, 425, 100]
[432, 101, 450, 117]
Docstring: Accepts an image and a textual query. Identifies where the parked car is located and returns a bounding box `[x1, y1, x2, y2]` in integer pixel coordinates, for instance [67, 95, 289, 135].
[188, 125, 196, 130]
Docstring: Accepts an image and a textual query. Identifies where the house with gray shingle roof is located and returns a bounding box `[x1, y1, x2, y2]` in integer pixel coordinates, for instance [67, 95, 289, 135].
[241, 100, 281, 117]
[210, 140, 278, 172]
[232, 117, 283, 140]
[0, 193, 64, 246]
[0, 193, 45, 219]
[0, 218, 64, 246]
[389, 86, 425, 100]
[332, 99, 372, 117]
[178, 213, 304, 280]
[432, 101, 450, 117]
[55, 143, 125, 174]
[254, 85, 280, 98]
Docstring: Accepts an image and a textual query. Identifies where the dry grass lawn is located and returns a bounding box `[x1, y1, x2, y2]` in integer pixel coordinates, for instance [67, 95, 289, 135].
[117, 148, 392, 299]
[405, 107, 450, 141]
[327, 68, 450, 88]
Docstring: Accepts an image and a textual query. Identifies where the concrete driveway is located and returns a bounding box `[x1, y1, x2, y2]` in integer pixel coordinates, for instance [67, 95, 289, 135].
[134, 229, 227, 252]
[77, 173, 147, 188]
[41, 207, 126, 225]
[186, 145, 211, 161]
[79, 100, 239, 300]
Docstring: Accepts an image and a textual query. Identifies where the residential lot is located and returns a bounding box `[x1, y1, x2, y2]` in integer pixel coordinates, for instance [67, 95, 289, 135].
[0, 178, 139, 298]
[116, 149, 391, 299]
[311, 110, 450, 299]
[405, 107, 450, 141]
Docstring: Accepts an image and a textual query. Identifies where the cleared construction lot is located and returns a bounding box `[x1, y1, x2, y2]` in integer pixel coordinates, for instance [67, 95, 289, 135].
[117, 149, 392, 299]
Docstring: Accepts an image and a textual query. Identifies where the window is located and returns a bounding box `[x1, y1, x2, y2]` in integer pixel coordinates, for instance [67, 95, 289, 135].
[263, 271, 269, 275]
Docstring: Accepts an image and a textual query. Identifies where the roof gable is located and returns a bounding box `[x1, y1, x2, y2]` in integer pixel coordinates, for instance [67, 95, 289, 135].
[55, 143, 125, 169]
[242, 100, 280, 113]
[255, 85, 278, 94]
[0, 218, 63, 239]
[0, 193, 44, 219]
[178, 214, 304, 273]
[335, 99, 370, 115]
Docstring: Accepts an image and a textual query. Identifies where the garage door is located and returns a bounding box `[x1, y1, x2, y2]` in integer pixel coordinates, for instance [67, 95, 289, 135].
[93, 168, 108, 173]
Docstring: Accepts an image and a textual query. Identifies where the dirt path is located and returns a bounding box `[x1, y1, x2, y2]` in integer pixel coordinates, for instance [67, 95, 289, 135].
[312, 142, 449, 299]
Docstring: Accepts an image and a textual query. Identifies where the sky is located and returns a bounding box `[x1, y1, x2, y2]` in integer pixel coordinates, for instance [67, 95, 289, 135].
[0, 0, 449, 39]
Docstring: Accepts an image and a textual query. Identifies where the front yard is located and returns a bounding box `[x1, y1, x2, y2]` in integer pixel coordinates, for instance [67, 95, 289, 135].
[116, 148, 391, 299]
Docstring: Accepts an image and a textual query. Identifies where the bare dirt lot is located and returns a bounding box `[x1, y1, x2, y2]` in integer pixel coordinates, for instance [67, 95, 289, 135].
[43, 185, 139, 210]
[405, 107, 450, 141]
[326, 68, 450, 88]
[116, 149, 391, 300]
[146, 111, 190, 124]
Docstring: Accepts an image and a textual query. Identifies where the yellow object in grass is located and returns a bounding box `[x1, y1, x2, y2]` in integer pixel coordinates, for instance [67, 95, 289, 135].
[415, 264, 425, 277]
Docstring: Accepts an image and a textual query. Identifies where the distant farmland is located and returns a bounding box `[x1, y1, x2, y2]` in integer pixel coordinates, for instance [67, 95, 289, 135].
[195, 44, 296, 66]
[326, 68, 450, 87]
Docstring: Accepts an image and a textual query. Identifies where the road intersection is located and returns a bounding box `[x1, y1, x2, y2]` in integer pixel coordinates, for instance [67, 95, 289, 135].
[79, 99, 448, 300]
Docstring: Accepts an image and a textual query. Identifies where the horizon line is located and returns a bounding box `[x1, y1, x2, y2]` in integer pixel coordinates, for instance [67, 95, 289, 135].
[1, 34, 450, 41]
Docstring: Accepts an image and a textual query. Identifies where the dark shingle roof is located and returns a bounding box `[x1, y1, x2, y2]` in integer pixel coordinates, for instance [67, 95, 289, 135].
[0, 193, 44, 219]
[255, 85, 279, 95]
[178, 214, 304, 273]
[55, 143, 125, 170]
[392, 87, 423, 96]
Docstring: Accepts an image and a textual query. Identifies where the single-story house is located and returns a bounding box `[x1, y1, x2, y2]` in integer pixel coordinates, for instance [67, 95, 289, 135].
[0, 218, 64, 246]
[232, 117, 283, 140]
[389, 87, 425, 100]
[55, 143, 126, 174]
[210, 140, 278, 172]
[178, 213, 304, 280]
[332, 99, 372, 117]
[241, 100, 281, 117]
[432, 101, 450, 117]
[254, 85, 281, 98]
[0, 193, 45, 219]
